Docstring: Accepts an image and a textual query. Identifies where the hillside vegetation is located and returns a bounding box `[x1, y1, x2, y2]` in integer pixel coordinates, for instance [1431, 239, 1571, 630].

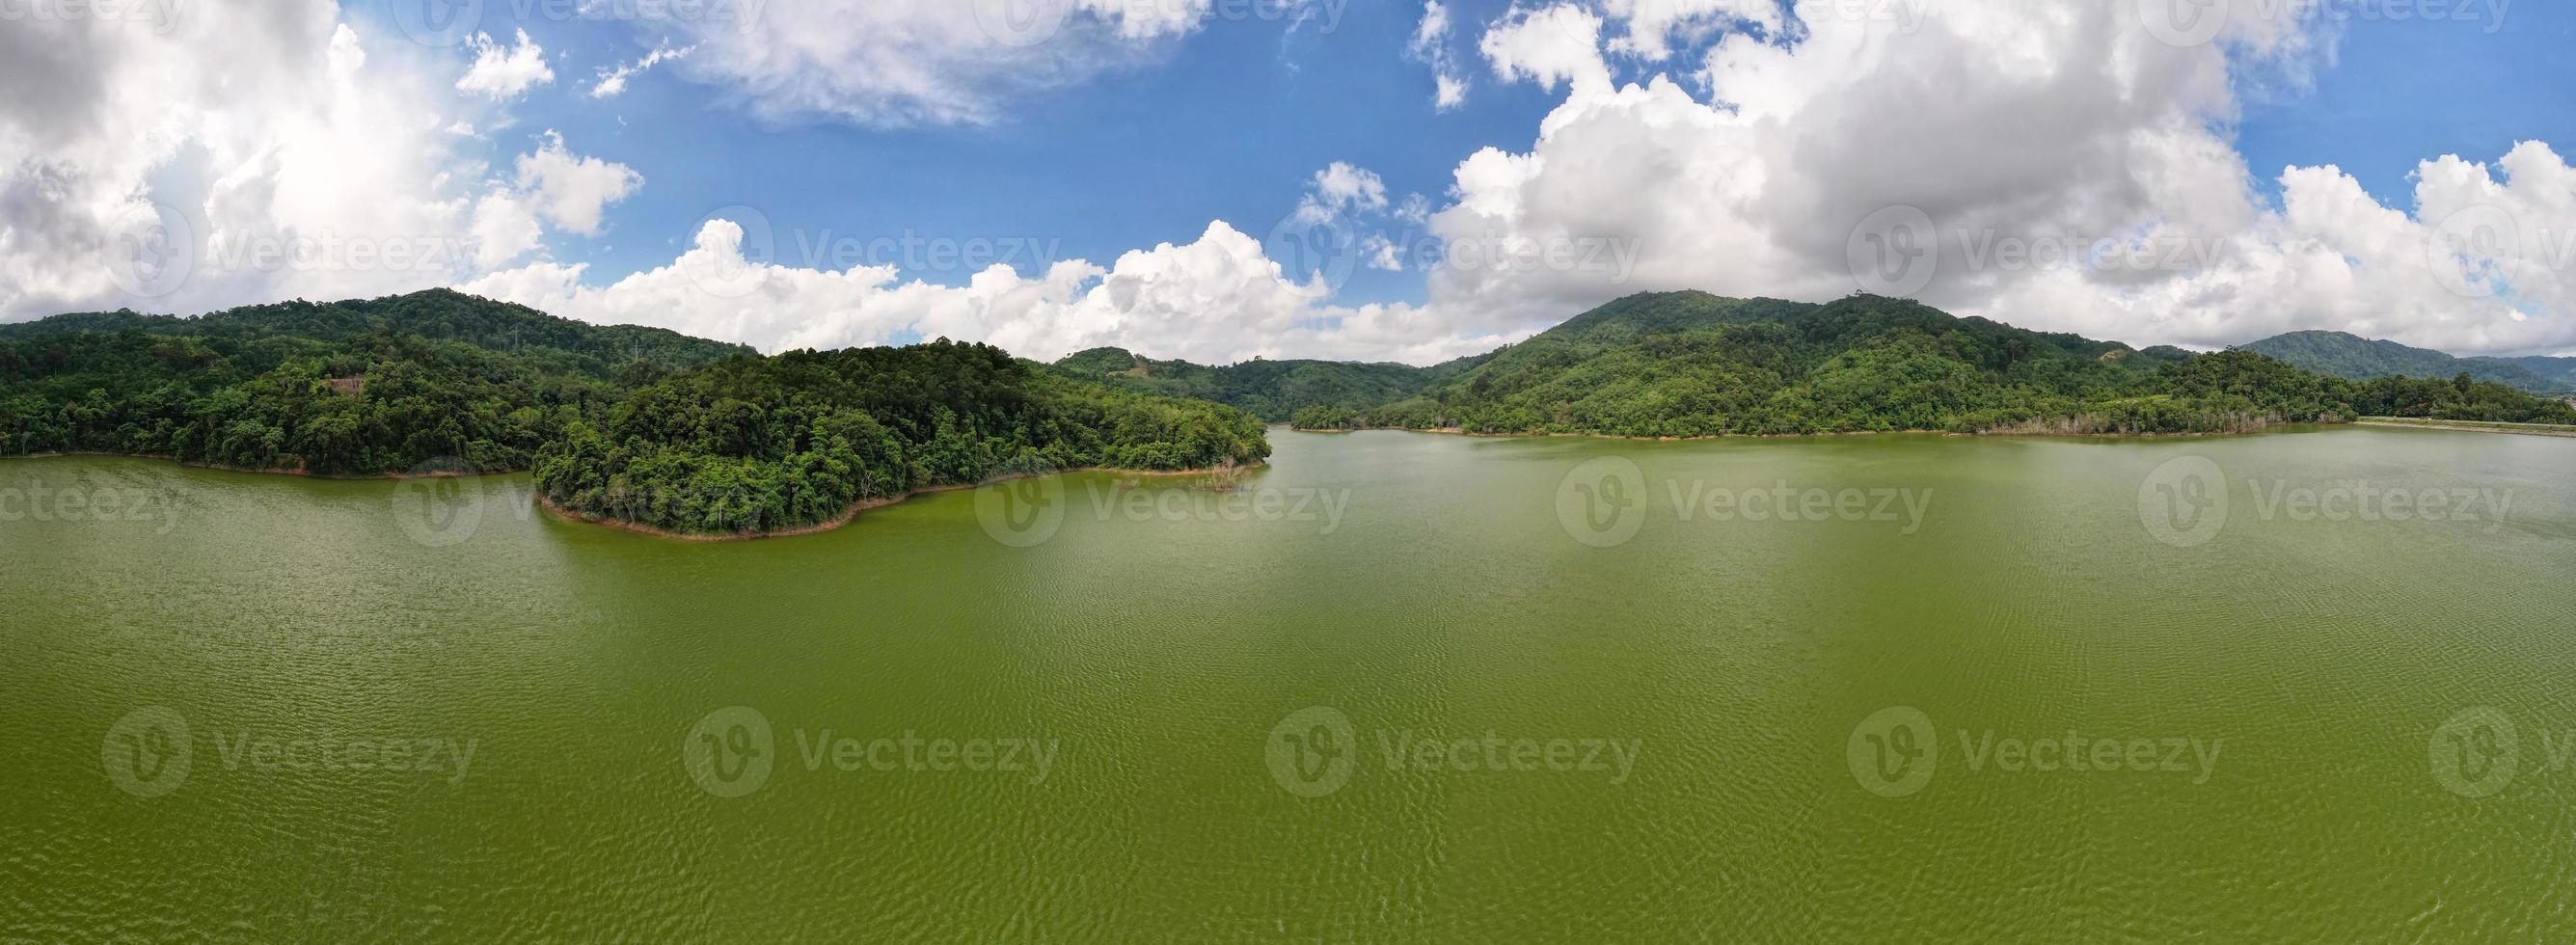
[1327, 293, 2576, 436]
[0, 290, 750, 476]
[2236, 330, 2568, 393]
[1052, 347, 1485, 422]
[535, 340, 1270, 535]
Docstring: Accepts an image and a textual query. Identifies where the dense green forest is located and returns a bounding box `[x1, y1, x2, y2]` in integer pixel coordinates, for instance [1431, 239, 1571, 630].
[534, 341, 1270, 535]
[0, 290, 750, 475]
[1052, 347, 1485, 422]
[1309, 293, 2576, 436]
[2236, 330, 2572, 394]
[8, 287, 2566, 537]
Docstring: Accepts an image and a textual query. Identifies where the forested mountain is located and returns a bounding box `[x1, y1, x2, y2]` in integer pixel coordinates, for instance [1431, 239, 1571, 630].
[0, 290, 752, 475]
[0, 291, 1265, 510]
[537, 341, 1269, 535]
[8, 287, 2566, 537]
[2467, 355, 2576, 391]
[1315, 292, 2574, 436]
[1051, 347, 1487, 422]
[2235, 331, 2567, 393]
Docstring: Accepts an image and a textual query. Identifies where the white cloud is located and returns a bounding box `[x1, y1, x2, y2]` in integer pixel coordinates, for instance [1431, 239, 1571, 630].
[1480, 4, 1611, 95]
[1295, 162, 1391, 224]
[1601, 0, 1783, 61]
[1408, 1, 1470, 111]
[0, 8, 507, 319]
[512, 131, 641, 236]
[463, 218, 1517, 365]
[1425, 0, 2576, 356]
[456, 30, 555, 100]
[590, 43, 691, 98]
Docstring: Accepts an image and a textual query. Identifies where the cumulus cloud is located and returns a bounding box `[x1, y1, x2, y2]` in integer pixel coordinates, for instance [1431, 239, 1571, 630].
[0, 5, 644, 322]
[1427, 0, 2576, 356]
[456, 29, 554, 100]
[0, 8, 501, 319]
[511, 131, 641, 236]
[1480, 4, 1612, 94]
[462, 217, 1519, 364]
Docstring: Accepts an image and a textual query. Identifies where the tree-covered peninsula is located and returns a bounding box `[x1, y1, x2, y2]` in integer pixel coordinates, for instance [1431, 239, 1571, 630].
[533, 340, 1269, 536]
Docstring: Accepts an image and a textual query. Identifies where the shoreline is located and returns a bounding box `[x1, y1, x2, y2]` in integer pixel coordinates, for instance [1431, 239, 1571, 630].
[1287, 424, 2312, 442]
[2356, 418, 2576, 439]
[538, 463, 1264, 542]
[2, 451, 511, 479]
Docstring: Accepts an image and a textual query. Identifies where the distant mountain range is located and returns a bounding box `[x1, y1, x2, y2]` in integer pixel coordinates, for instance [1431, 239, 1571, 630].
[1060, 291, 2576, 436]
[2234, 331, 2576, 394]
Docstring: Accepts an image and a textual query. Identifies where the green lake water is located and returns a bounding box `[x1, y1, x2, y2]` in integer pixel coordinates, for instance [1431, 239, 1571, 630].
[4, 427, 2572, 941]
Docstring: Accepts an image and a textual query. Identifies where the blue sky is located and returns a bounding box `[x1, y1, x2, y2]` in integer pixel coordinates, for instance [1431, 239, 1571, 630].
[12, 1, 2575, 362]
